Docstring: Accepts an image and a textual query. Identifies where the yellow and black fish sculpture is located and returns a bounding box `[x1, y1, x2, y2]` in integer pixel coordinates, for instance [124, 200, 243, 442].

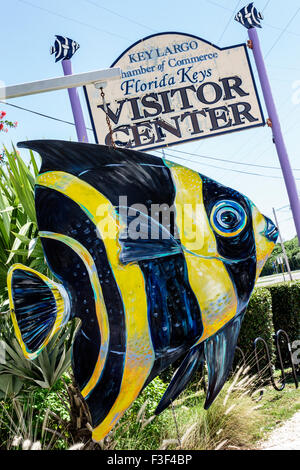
[7, 140, 278, 441]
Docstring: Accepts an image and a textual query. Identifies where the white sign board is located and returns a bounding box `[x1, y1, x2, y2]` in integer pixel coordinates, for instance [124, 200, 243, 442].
[84, 32, 264, 150]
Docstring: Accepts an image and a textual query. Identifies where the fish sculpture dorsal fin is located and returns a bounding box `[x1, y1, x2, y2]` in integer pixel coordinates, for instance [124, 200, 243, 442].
[18, 141, 175, 210]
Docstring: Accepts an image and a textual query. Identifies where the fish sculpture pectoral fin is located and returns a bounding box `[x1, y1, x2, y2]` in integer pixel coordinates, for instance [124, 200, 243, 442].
[118, 208, 182, 265]
[203, 310, 246, 409]
[7, 264, 70, 360]
[155, 343, 205, 415]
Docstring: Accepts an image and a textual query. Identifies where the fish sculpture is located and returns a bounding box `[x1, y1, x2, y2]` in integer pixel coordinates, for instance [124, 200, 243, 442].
[7, 140, 278, 441]
[235, 2, 263, 29]
[50, 35, 80, 63]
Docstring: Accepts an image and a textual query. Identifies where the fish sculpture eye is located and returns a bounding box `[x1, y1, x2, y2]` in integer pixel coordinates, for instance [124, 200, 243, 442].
[210, 200, 247, 237]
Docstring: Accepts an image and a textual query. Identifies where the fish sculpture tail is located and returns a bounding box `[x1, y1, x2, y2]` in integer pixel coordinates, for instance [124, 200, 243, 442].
[7, 263, 70, 360]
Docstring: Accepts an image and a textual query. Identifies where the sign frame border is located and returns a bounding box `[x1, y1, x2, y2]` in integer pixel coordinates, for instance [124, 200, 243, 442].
[84, 31, 265, 150]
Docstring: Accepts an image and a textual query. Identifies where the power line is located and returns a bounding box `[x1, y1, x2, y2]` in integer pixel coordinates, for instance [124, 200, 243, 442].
[264, 6, 300, 59]
[160, 147, 300, 171]
[154, 149, 300, 181]
[204, 0, 300, 38]
[262, 0, 271, 13]
[0, 100, 94, 131]
[4, 98, 300, 176]
[16, 0, 132, 42]
[82, 0, 157, 33]
[217, 0, 241, 44]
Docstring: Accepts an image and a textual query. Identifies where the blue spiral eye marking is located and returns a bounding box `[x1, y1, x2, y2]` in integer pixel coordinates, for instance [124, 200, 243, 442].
[210, 200, 247, 237]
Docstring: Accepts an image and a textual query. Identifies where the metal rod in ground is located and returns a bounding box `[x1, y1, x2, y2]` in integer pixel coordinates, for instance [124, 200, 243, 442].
[171, 401, 182, 449]
[61, 59, 88, 143]
[272, 207, 293, 281]
[248, 27, 300, 245]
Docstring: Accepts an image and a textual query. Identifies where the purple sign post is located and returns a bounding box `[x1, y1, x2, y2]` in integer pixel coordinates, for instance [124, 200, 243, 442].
[50, 35, 88, 143]
[235, 3, 300, 243]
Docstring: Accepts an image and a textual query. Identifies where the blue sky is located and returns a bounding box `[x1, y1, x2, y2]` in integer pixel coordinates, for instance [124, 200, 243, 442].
[1, 0, 300, 240]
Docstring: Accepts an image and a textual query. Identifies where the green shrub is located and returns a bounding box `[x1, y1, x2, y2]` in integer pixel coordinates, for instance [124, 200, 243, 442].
[267, 281, 300, 365]
[0, 376, 71, 450]
[236, 287, 274, 370]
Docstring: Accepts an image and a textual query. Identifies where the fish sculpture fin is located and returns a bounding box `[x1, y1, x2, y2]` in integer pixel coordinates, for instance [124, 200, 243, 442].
[203, 311, 245, 409]
[117, 207, 182, 265]
[17, 140, 164, 179]
[155, 344, 205, 415]
[7, 264, 70, 360]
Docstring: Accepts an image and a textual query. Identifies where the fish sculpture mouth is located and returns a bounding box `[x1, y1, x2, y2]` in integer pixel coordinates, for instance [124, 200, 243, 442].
[7, 139, 278, 442]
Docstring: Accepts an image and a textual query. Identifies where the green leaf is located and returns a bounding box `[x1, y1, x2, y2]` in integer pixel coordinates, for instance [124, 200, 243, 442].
[6, 221, 34, 264]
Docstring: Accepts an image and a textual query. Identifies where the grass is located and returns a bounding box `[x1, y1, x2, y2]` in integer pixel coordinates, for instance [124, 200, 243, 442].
[0, 363, 298, 450]
[0, 375, 72, 450]
[252, 374, 300, 445]
[106, 366, 270, 451]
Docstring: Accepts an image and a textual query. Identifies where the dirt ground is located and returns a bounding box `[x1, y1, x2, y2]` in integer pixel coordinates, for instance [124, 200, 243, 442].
[258, 411, 300, 450]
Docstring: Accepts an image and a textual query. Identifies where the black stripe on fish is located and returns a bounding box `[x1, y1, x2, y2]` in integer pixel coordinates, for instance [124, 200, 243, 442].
[35, 187, 127, 427]
[141, 255, 203, 386]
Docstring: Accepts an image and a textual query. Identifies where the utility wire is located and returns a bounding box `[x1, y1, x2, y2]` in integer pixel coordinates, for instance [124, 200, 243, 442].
[4, 98, 300, 172]
[16, 0, 133, 42]
[0, 100, 94, 131]
[83, 0, 158, 33]
[161, 147, 300, 171]
[3, 99, 300, 176]
[264, 6, 300, 59]
[204, 0, 300, 38]
[154, 149, 300, 180]
[262, 0, 271, 13]
[217, 0, 241, 44]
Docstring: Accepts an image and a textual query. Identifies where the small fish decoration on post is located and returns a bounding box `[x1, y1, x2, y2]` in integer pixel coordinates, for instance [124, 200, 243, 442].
[235, 2, 263, 29]
[50, 35, 80, 62]
[7, 140, 278, 441]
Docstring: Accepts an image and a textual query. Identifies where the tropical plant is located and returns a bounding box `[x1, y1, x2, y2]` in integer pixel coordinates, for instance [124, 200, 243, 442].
[0, 316, 77, 395]
[0, 377, 72, 450]
[0, 145, 75, 395]
[0, 146, 51, 314]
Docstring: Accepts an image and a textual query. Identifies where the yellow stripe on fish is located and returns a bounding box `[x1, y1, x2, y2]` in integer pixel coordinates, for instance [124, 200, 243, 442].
[251, 204, 276, 281]
[165, 161, 238, 342]
[37, 171, 155, 441]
